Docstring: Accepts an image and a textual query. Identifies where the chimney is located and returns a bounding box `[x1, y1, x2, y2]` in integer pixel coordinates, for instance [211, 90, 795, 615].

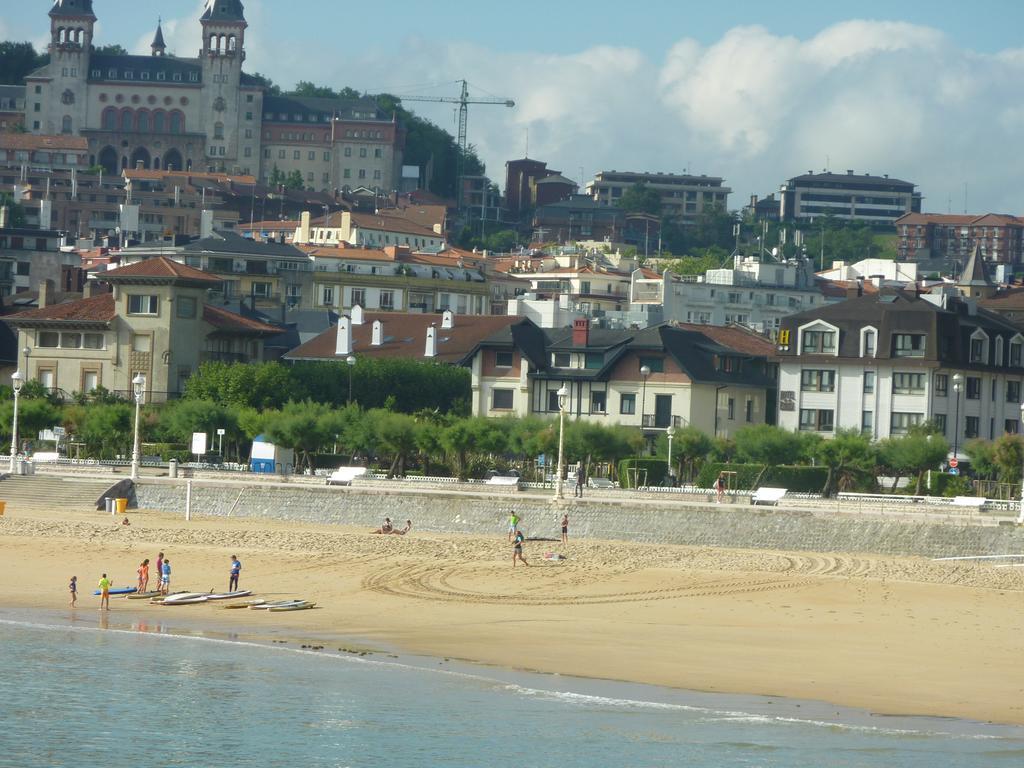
[572, 317, 590, 347]
[441, 308, 454, 329]
[297, 211, 311, 244]
[425, 324, 437, 358]
[335, 315, 352, 356]
[38, 278, 54, 308]
[371, 319, 383, 346]
[351, 304, 364, 325]
[846, 280, 862, 299]
[83, 279, 100, 299]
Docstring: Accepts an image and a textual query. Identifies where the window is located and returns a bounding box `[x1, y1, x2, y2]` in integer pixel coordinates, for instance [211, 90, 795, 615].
[293, 150, 300, 160]
[343, 168, 350, 179]
[127, 294, 158, 315]
[639, 356, 664, 373]
[934, 414, 946, 434]
[745, 398, 754, 422]
[553, 353, 571, 367]
[970, 338, 985, 363]
[495, 351, 513, 368]
[727, 397, 735, 420]
[278, 149, 286, 159]
[491, 389, 513, 410]
[547, 389, 562, 412]
[1006, 420, 1019, 435]
[585, 353, 603, 369]
[350, 288, 365, 307]
[620, 393, 636, 415]
[324, 152, 330, 161]
[1011, 342, 1022, 367]
[246, 111, 253, 121]
[61, 332, 82, 348]
[802, 329, 836, 354]
[374, 148, 382, 158]
[893, 333, 925, 357]
[321, 286, 334, 306]
[935, 373, 948, 396]
[799, 408, 834, 432]
[862, 329, 876, 357]
[1007, 381, 1021, 403]
[131, 335, 152, 353]
[800, 369, 835, 392]
[344, 147, 352, 157]
[176, 296, 197, 319]
[83, 333, 104, 349]
[214, 122, 224, 139]
[862, 411, 873, 435]
[358, 169, 366, 179]
[359, 147, 367, 158]
[892, 372, 926, 394]
[966, 376, 981, 400]
[863, 371, 875, 394]
[591, 391, 607, 413]
[890, 412, 923, 435]
[965, 415, 980, 438]
[244, 147, 252, 158]
[38, 331, 59, 348]
[82, 370, 99, 392]
[379, 290, 394, 310]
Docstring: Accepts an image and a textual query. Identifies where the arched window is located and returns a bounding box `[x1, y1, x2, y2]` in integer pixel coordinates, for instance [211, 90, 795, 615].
[120, 109, 133, 131]
[228, 35, 236, 52]
[136, 109, 149, 132]
[213, 122, 224, 140]
[61, 115, 72, 133]
[169, 111, 183, 134]
[152, 110, 165, 133]
[102, 107, 117, 130]
[56, 27, 65, 43]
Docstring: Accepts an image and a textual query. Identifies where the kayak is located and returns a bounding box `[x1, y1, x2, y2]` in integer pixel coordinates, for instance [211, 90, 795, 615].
[160, 592, 210, 605]
[93, 587, 136, 595]
[206, 590, 252, 601]
[224, 599, 265, 609]
[268, 601, 316, 612]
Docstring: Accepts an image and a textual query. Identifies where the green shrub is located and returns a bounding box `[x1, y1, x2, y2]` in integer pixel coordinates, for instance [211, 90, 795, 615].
[695, 462, 829, 492]
[617, 458, 669, 488]
[935, 474, 974, 497]
[696, 462, 763, 490]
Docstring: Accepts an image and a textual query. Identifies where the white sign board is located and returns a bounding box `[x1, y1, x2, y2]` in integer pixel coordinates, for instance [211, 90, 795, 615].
[190, 432, 208, 456]
[251, 441, 275, 460]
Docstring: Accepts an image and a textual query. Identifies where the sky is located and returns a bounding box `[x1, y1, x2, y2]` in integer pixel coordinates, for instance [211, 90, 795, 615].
[7, 1, 1024, 214]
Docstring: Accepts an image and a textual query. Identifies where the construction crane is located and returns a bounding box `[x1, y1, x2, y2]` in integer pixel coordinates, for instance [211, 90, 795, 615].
[396, 80, 514, 210]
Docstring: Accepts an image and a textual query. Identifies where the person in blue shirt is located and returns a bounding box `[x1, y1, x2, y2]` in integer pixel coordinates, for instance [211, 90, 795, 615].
[160, 559, 171, 595]
[229, 555, 242, 591]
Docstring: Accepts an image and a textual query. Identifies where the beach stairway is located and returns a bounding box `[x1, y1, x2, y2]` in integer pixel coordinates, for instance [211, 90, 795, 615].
[0, 474, 117, 511]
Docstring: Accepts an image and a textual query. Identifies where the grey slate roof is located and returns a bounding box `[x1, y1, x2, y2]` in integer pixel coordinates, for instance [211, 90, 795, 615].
[50, 0, 95, 18]
[183, 230, 308, 260]
[959, 243, 993, 287]
[88, 53, 202, 85]
[262, 95, 388, 124]
[201, 0, 246, 22]
[787, 171, 915, 190]
[152, 22, 166, 49]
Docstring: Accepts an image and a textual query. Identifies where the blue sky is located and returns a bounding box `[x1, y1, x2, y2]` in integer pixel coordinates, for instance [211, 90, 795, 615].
[7, 1, 1024, 213]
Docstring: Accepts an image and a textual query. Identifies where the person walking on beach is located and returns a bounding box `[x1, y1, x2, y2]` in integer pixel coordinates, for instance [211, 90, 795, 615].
[69, 576, 77, 608]
[229, 555, 241, 592]
[513, 529, 529, 568]
[137, 559, 150, 593]
[155, 551, 164, 585]
[97, 573, 111, 611]
[561, 512, 569, 544]
[716, 472, 726, 503]
[508, 511, 521, 541]
[574, 465, 585, 498]
[160, 559, 171, 595]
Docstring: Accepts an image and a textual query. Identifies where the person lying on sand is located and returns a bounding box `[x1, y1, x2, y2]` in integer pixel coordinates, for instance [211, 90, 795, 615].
[371, 519, 412, 535]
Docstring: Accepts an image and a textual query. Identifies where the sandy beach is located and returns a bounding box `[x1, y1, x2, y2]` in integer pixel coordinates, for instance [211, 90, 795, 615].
[1, 503, 1023, 726]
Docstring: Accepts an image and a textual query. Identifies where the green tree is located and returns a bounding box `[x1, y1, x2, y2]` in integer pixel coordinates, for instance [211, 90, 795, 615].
[733, 424, 808, 486]
[248, 72, 280, 95]
[990, 433, 1024, 484]
[878, 430, 949, 494]
[262, 401, 338, 471]
[815, 429, 877, 496]
[616, 183, 662, 215]
[665, 425, 713, 482]
[370, 410, 418, 477]
[964, 438, 997, 480]
[0, 192, 27, 228]
[0, 42, 46, 85]
[0, 398, 61, 445]
[802, 219, 881, 267]
[285, 169, 305, 190]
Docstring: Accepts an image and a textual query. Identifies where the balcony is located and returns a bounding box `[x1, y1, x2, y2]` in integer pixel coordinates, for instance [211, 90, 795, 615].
[641, 414, 683, 429]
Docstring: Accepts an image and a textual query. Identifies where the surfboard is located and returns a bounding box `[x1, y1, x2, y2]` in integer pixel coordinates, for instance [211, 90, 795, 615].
[92, 587, 137, 595]
[127, 591, 163, 600]
[268, 601, 315, 612]
[206, 590, 253, 601]
[224, 599, 264, 609]
[250, 600, 297, 610]
[160, 592, 210, 605]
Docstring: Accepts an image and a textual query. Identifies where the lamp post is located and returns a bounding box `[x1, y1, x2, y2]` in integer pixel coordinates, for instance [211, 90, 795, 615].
[554, 385, 569, 501]
[346, 355, 356, 404]
[9, 370, 23, 473]
[666, 424, 675, 483]
[21, 346, 30, 379]
[130, 373, 145, 480]
[1018, 402, 1024, 525]
[639, 363, 651, 440]
[952, 373, 963, 459]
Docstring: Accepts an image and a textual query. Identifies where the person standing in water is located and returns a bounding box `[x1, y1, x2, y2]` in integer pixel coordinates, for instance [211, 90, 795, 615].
[97, 573, 111, 611]
[137, 559, 150, 593]
[69, 576, 77, 608]
[513, 529, 529, 568]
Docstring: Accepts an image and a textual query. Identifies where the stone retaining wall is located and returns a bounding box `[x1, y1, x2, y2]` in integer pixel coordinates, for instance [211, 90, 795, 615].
[134, 480, 1024, 559]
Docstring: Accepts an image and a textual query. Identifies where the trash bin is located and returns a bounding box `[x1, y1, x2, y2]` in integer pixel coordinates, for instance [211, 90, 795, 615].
[0, 501, 5, 516]
[104, 497, 115, 515]
[115, 497, 128, 515]
[23, 460, 34, 476]
[168, 459, 178, 478]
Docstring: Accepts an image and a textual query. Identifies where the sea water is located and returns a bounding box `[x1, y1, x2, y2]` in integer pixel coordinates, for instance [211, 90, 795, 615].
[2, 614, 1023, 768]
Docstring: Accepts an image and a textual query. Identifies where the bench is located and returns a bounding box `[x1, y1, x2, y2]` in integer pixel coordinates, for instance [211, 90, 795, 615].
[326, 466, 368, 486]
[751, 487, 787, 506]
[30, 451, 61, 463]
[485, 474, 521, 487]
[588, 477, 616, 489]
[951, 496, 986, 508]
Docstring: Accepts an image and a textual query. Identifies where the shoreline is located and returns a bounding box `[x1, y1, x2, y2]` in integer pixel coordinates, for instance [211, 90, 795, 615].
[2, 506, 1023, 726]
[4, 606, 1022, 743]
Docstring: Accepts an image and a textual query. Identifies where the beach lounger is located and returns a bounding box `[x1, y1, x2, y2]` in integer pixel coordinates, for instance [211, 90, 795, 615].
[951, 496, 985, 508]
[588, 477, 616, 489]
[326, 466, 368, 486]
[751, 487, 787, 506]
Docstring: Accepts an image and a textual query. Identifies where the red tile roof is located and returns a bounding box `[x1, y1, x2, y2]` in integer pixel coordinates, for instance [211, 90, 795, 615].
[671, 322, 775, 356]
[285, 312, 518, 364]
[99, 256, 221, 284]
[202, 304, 280, 334]
[0, 133, 88, 152]
[6, 293, 115, 323]
[124, 169, 257, 185]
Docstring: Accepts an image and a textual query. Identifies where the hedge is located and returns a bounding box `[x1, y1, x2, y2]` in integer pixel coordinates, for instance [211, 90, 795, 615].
[618, 458, 669, 488]
[696, 462, 829, 493]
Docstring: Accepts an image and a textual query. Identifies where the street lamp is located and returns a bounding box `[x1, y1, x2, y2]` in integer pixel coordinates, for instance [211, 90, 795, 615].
[9, 370, 23, 473]
[21, 346, 30, 378]
[130, 373, 145, 480]
[666, 424, 676, 483]
[639, 364, 651, 438]
[1018, 402, 1024, 525]
[952, 373, 963, 459]
[346, 355, 356, 404]
[554, 385, 569, 501]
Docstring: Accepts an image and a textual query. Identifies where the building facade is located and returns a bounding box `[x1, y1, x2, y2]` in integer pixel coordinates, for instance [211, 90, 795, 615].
[585, 170, 730, 222]
[895, 212, 1024, 265]
[779, 170, 920, 226]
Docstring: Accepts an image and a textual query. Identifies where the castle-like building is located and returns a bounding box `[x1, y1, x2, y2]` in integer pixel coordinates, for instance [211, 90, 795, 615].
[26, 0, 404, 193]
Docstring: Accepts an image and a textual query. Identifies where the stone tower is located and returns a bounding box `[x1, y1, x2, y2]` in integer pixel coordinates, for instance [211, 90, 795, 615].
[45, 0, 94, 135]
[199, 0, 248, 171]
[957, 243, 997, 300]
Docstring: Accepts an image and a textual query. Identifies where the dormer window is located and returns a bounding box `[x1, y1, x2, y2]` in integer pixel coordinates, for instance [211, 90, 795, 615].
[892, 333, 925, 358]
[969, 329, 988, 363]
[189, 72, 198, 82]
[553, 353, 570, 367]
[1011, 339, 1023, 367]
[860, 326, 877, 357]
[802, 329, 835, 354]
